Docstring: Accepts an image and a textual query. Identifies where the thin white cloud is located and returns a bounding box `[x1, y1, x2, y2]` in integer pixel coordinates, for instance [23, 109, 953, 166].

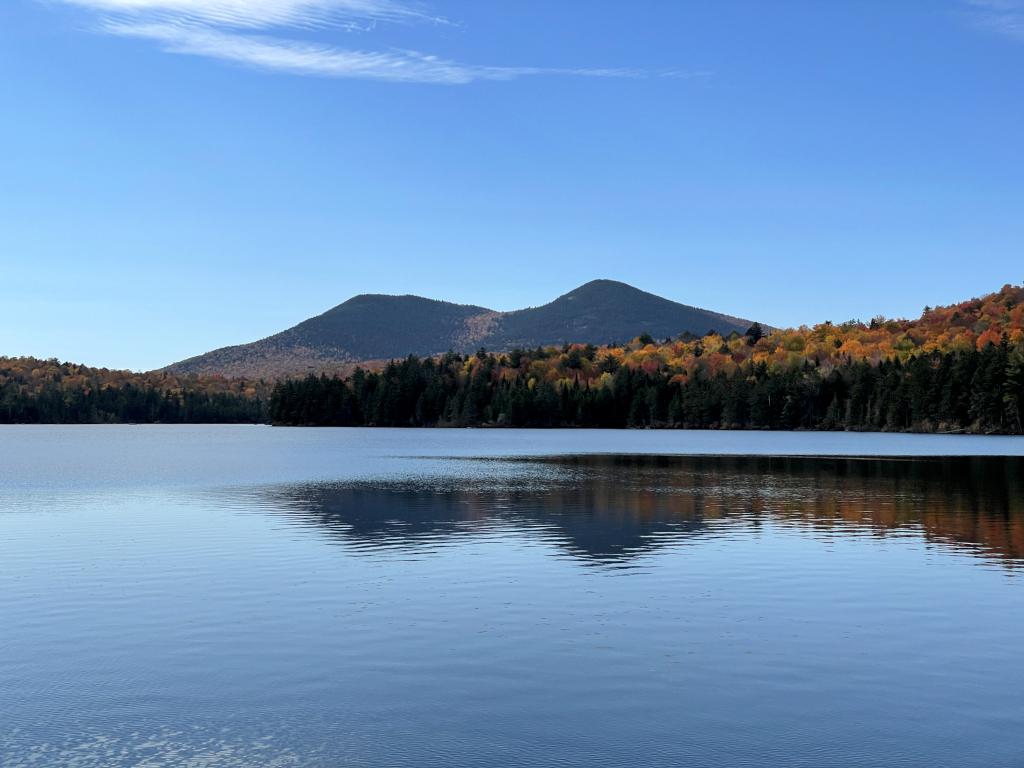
[56, 0, 434, 30]
[103, 20, 562, 83]
[964, 0, 1024, 41]
[48, 0, 678, 84]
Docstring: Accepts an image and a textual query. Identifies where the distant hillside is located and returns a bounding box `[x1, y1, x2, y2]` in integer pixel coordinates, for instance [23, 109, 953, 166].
[164, 280, 757, 378]
[169, 295, 494, 379]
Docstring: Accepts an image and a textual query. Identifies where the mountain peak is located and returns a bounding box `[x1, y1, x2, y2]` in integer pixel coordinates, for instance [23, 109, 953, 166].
[559, 279, 657, 301]
[340, 293, 489, 310]
[572, 278, 633, 290]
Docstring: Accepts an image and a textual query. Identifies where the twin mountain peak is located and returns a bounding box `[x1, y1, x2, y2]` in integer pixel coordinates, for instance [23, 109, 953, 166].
[166, 279, 760, 379]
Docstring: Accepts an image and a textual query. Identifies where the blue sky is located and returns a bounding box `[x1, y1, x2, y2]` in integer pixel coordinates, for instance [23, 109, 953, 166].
[1, 0, 1022, 370]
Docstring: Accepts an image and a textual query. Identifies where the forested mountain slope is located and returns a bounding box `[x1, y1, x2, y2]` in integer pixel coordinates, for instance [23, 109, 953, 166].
[164, 280, 756, 378]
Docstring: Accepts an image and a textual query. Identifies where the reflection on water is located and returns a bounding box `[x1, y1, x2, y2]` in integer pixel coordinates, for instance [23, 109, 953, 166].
[253, 455, 1024, 568]
[4, 437, 1024, 768]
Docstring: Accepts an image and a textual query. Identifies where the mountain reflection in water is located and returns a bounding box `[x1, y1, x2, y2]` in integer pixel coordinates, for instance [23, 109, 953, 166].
[248, 455, 1024, 568]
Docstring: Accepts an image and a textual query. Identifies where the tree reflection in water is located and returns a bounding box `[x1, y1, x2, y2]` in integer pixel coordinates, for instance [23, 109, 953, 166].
[246, 455, 1024, 568]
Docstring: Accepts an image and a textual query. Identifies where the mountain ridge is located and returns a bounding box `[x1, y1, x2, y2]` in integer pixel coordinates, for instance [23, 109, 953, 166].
[164, 279, 760, 378]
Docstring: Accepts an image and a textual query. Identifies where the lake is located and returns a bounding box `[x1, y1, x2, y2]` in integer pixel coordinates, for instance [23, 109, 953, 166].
[2, 426, 1023, 767]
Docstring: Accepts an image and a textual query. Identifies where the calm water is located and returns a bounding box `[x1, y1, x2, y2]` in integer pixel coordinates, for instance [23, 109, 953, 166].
[2, 427, 1023, 767]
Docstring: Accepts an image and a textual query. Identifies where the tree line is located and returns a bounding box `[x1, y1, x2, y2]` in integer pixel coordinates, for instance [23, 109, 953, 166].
[0, 381, 266, 424]
[269, 340, 1024, 434]
[0, 357, 267, 424]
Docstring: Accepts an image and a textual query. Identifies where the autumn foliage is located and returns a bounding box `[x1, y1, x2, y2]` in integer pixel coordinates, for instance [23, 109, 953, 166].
[0, 359, 269, 423]
[570, 283, 1024, 384]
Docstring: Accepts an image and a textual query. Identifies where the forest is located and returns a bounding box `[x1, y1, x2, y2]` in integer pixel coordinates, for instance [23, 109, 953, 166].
[269, 339, 1024, 433]
[4, 284, 1024, 431]
[0, 358, 268, 424]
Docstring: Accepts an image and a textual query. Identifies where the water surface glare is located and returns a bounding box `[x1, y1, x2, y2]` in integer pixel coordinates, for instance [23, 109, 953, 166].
[1, 426, 1023, 767]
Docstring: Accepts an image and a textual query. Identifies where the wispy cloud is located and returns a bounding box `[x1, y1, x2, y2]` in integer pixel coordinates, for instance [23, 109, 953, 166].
[100, 19, 640, 83]
[56, 0, 438, 30]
[964, 0, 1024, 41]
[49, 0, 673, 84]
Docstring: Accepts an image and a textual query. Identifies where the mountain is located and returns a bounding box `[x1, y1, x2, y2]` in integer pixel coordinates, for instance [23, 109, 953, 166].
[164, 280, 758, 378]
